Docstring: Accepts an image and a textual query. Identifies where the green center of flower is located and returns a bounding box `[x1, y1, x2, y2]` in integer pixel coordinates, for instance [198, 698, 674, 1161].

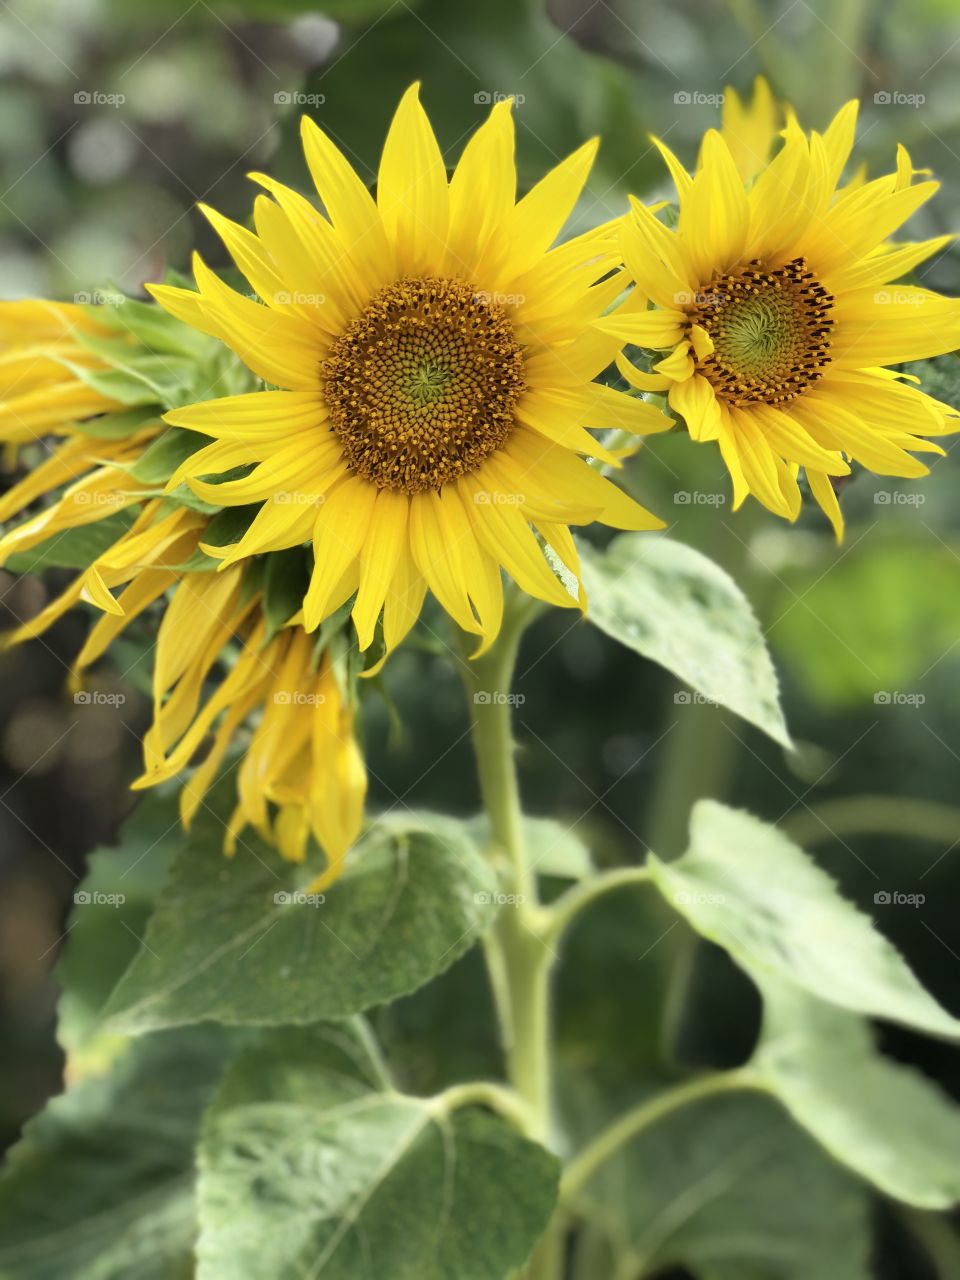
[322, 277, 526, 494]
[687, 258, 834, 407]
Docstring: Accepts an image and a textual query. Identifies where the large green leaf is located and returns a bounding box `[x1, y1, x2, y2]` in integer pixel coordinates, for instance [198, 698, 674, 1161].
[0, 1028, 232, 1280]
[578, 534, 791, 748]
[55, 791, 184, 1056]
[101, 802, 498, 1034]
[649, 801, 960, 1037]
[564, 1077, 870, 1280]
[197, 1024, 559, 1279]
[752, 983, 960, 1209]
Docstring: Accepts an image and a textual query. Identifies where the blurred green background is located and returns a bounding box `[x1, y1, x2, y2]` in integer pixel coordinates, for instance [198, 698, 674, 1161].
[1, 1, 959, 1276]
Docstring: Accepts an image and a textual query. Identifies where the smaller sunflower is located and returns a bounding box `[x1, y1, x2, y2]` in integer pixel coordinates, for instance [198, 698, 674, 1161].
[600, 102, 960, 537]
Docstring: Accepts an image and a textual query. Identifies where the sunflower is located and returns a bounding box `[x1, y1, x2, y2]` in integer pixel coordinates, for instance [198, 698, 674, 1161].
[600, 102, 960, 538]
[147, 83, 669, 658]
[0, 299, 366, 886]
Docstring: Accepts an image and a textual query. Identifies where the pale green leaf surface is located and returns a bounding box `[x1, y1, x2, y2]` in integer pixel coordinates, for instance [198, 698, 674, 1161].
[579, 534, 790, 747]
[197, 1023, 559, 1280]
[102, 802, 499, 1034]
[649, 801, 960, 1037]
[753, 982, 960, 1208]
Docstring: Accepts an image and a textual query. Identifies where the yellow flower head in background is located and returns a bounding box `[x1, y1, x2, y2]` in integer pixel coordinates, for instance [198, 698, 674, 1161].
[0, 303, 367, 886]
[149, 83, 669, 658]
[601, 102, 960, 538]
[720, 75, 779, 183]
[0, 301, 123, 451]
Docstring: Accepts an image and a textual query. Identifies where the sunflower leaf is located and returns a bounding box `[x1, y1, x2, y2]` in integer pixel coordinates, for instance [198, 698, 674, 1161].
[562, 1072, 870, 1280]
[100, 797, 499, 1034]
[752, 981, 960, 1208]
[263, 546, 310, 641]
[649, 801, 960, 1037]
[69, 406, 163, 440]
[578, 533, 791, 747]
[130, 428, 207, 484]
[0, 1027, 234, 1280]
[89, 296, 215, 360]
[196, 1023, 559, 1280]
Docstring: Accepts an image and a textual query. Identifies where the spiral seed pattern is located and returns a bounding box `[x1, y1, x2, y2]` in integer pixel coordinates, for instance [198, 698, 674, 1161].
[322, 277, 526, 493]
[688, 257, 834, 407]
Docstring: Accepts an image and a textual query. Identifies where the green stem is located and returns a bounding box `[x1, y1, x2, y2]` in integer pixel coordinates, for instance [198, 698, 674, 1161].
[561, 1068, 762, 1202]
[437, 1080, 537, 1135]
[783, 796, 960, 850]
[459, 597, 552, 1143]
[545, 866, 652, 947]
[459, 597, 563, 1280]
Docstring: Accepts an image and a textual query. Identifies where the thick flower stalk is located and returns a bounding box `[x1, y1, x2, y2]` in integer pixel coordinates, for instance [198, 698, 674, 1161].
[603, 100, 960, 537]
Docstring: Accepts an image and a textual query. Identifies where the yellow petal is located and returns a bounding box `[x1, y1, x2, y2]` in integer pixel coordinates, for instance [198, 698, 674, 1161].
[668, 374, 721, 441]
[378, 82, 450, 275]
[353, 488, 409, 650]
[592, 309, 685, 348]
[304, 476, 376, 629]
[806, 468, 845, 541]
[300, 115, 392, 294]
[446, 99, 516, 276]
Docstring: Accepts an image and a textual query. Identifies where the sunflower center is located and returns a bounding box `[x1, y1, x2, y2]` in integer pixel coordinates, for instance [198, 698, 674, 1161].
[687, 258, 834, 407]
[321, 277, 526, 494]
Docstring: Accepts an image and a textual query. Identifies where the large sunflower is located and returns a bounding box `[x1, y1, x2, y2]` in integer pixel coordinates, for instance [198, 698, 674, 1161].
[600, 102, 959, 537]
[148, 84, 668, 656]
